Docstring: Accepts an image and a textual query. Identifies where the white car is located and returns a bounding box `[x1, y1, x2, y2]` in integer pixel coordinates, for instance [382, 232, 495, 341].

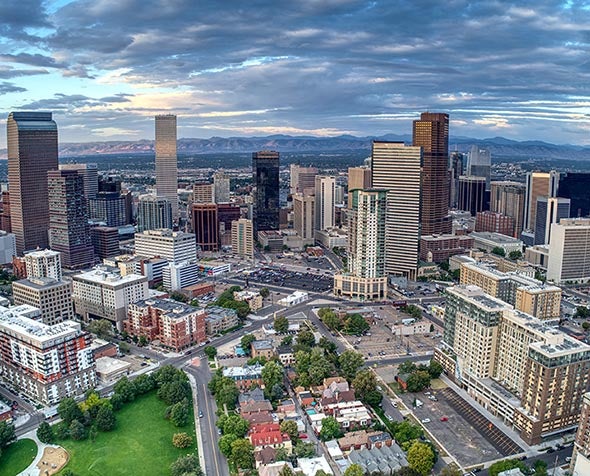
[421, 418, 431, 423]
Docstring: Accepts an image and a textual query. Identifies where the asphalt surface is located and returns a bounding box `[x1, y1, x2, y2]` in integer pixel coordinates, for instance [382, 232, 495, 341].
[476, 446, 573, 476]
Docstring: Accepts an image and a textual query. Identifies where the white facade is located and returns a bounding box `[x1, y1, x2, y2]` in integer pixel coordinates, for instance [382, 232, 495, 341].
[314, 176, 335, 233]
[547, 218, 590, 283]
[24, 249, 62, 281]
[231, 218, 254, 259]
[134, 229, 196, 264]
[0, 231, 16, 264]
[162, 261, 201, 291]
[470, 231, 523, 254]
[277, 291, 308, 307]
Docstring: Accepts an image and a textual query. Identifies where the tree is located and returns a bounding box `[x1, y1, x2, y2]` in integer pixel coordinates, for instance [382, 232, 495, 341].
[114, 376, 137, 402]
[69, 420, 87, 441]
[173, 432, 193, 448]
[274, 316, 289, 334]
[407, 441, 435, 475]
[294, 441, 316, 458]
[491, 246, 506, 257]
[318, 337, 338, 355]
[170, 291, 188, 303]
[62, 470, 77, 476]
[0, 421, 16, 448]
[343, 464, 364, 476]
[393, 468, 422, 476]
[278, 465, 295, 476]
[58, 397, 84, 426]
[281, 335, 293, 346]
[338, 350, 365, 381]
[403, 305, 423, 320]
[118, 341, 130, 354]
[260, 287, 270, 298]
[170, 399, 190, 427]
[218, 434, 238, 457]
[88, 425, 98, 443]
[428, 359, 443, 379]
[296, 329, 316, 350]
[280, 420, 299, 442]
[438, 466, 462, 476]
[270, 383, 285, 401]
[509, 250, 522, 260]
[158, 379, 191, 405]
[319, 416, 342, 441]
[37, 421, 54, 444]
[96, 404, 116, 432]
[406, 371, 431, 392]
[231, 438, 255, 469]
[534, 459, 548, 476]
[241, 334, 256, 355]
[134, 374, 156, 395]
[398, 360, 417, 375]
[307, 347, 334, 386]
[217, 414, 250, 437]
[54, 422, 70, 440]
[322, 310, 342, 331]
[87, 319, 113, 339]
[488, 459, 526, 476]
[393, 421, 423, 443]
[190, 298, 199, 307]
[204, 346, 217, 359]
[110, 393, 124, 411]
[170, 453, 203, 476]
[575, 306, 590, 318]
[80, 391, 107, 418]
[343, 313, 369, 335]
[275, 446, 289, 461]
[262, 360, 284, 392]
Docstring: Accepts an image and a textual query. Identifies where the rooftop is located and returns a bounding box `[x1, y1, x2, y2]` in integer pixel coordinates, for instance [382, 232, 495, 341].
[73, 266, 147, 286]
[14, 277, 67, 290]
[448, 285, 512, 312]
[471, 231, 523, 244]
[0, 308, 82, 345]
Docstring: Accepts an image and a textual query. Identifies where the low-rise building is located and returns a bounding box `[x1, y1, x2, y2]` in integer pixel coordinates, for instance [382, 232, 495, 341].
[315, 227, 348, 249]
[276, 345, 295, 366]
[251, 339, 275, 359]
[205, 306, 239, 335]
[223, 364, 264, 390]
[249, 423, 293, 453]
[470, 231, 523, 255]
[347, 443, 408, 475]
[277, 291, 308, 307]
[234, 290, 263, 311]
[419, 233, 474, 263]
[95, 356, 131, 383]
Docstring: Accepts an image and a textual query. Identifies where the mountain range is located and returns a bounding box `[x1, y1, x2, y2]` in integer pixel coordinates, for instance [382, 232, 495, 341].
[1, 134, 590, 160]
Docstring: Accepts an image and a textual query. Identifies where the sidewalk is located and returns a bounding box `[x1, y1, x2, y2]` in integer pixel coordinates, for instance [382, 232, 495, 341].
[186, 372, 207, 472]
[17, 430, 60, 476]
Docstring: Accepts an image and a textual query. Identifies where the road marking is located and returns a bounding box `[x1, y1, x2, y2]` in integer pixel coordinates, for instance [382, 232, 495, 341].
[202, 383, 221, 476]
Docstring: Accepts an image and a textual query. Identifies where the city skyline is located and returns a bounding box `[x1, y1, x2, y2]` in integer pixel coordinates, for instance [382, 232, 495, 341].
[2, 1, 590, 147]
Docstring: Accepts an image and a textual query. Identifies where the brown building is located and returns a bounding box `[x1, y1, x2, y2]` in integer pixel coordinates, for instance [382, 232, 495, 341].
[0, 191, 11, 233]
[571, 393, 590, 475]
[191, 203, 219, 251]
[7, 112, 59, 255]
[490, 181, 526, 238]
[90, 226, 119, 260]
[419, 234, 474, 263]
[217, 203, 241, 246]
[475, 211, 515, 237]
[413, 112, 452, 235]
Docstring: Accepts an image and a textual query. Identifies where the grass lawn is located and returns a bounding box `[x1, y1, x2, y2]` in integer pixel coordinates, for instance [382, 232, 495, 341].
[57, 392, 196, 476]
[1, 438, 38, 476]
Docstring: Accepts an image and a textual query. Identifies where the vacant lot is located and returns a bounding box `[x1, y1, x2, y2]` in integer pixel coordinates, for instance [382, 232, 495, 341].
[57, 392, 196, 476]
[1, 438, 37, 475]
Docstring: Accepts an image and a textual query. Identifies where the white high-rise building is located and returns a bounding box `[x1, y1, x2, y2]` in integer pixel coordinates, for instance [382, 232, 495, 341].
[547, 218, 590, 283]
[292, 194, 315, 245]
[0, 231, 16, 264]
[314, 176, 335, 233]
[134, 229, 196, 264]
[371, 141, 422, 280]
[213, 172, 230, 204]
[24, 249, 62, 281]
[155, 115, 178, 220]
[231, 218, 253, 259]
[137, 195, 173, 232]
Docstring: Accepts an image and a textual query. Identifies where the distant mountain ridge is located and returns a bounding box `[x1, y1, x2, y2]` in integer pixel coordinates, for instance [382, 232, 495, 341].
[1, 134, 590, 160]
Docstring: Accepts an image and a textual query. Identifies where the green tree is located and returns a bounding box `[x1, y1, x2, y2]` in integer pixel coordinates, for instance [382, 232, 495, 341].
[491, 246, 506, 257]
[231, 438, 255, 469]
[87, 319, 113, 339]
[262, 360, 284, 392]
[278, 465, 295, 476]
[280, 420, 299, 442]
[113, 376, 137, 402]
[170, 453, 203, 476]
[281, 335, 293, 346]
[110, 393, 124, 411]
[509, 250, 523, 260]
[88, 425, 98, 443]
[241, 334, 256, 355]
[219, 433, 238, 457]
[438, 466, 461, 476]
[204, 346, 217, 359]
[275, 446, 289, 461]
[343, 464, 364, 476]
[217, 414, 250, 437]
[393, 468, 422, 476]
[80, 391, 107, 418]
[394, 421, 424, 443]
[54, 422, 70, 440]
[270, 383, 285, 401]
[428, 359, 443, 379]
[398, 360, 417, 375]
[403, 305, 423, 320]
[575, 306, 590, 318]
[294, 441, 316, 458]
[134, 373, 156, 395]
[583, 321, 590, 331]
[338, 350, 365, 380]
[274, 316, 289, 334]
[69, 420, 87, 441]
[58, 397, 84, 425]
[62, 470, 77, 476]
[319, 416, 342, 441]
[95, 404, 116, 431]
[406, 370, 431, 392]
[260, 287, 270, 298]
[170, 399, 190, 427]
[296, 329, 316, 349]
[0, 421, 16, 448]
[170, 291, 188, 303]
[215, 381, 240, 410]
[322, 310, 342, 331]
[118, 341, 130, 354]
[37, 421, 54, 444]
[534, 459, 548, 476]
[407, 441, 435, 475]
[318, 337, 338, 355]
[173, 432, 193, 448]
[488, 459, 527, 476]
[343, 313, 369, 335]
[308, 347, 334, 386]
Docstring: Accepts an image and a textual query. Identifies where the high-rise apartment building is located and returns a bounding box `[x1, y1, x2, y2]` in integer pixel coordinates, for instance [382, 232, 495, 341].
[290, 165, 318, 195]
[547, 218, 590, 283]
[0, 307, 96, 405]
[467, 145, 491, 189]
[47, 170, 95, 269]
[137, 195, 173, 232]
[457, 176, 486, 216]
[572, 393, 590, 476]
[559, 172, 590, 218]
[13, 277, 74, 325]
[7, 112, 59, 254]
[490, 181, 526, 237]
[523, 171, 559, 232]
[0, 231, 16, 265]
[371, 141, 421, 279]
[213, 171, 231, 203]
[134, 229, 197, 264]
[191, 203, 219, 252]
[59, 163, 98, 199]
[314, 176, 335, 233]
[24, 249, 62, 281]
[292, 194, 315, 245]
[88, 193, 128, 227]
[334, 189, 387, 300]
[231, 218, 254, 259]
[155, 115, 178, 220]
[252, 150, 280, 234]
[413, 112, 451, 235]
[534, 197, 570, 245]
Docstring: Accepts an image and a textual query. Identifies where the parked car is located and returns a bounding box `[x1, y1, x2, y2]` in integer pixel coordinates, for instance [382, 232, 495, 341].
[199, 411, 204, 418]
[421, 418, 431, 423]
[440, 416, 449, 422]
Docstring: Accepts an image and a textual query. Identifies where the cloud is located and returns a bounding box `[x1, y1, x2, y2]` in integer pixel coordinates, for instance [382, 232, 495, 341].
[0, 53, 66, 68]
[0, 65, 48, 79]
[0, 82, 27, 94]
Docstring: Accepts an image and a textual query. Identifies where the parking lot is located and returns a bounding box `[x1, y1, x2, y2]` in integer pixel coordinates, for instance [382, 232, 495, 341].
[244, 267, 333, 293]
[396, 385, 522, 466]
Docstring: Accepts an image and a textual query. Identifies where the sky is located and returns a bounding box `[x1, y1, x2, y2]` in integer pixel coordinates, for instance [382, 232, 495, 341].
[1, 0, 590, 147]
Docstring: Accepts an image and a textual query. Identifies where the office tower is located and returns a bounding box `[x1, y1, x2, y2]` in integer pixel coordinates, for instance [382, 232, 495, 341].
[547, 218, 590, 283]
[90, 226, 119, 260]
[47, 170, 95, 269]
[72, 266, 149, 329]
[13, 278, 74, 325]
[467, 145, 491, 189]
[292, 194, 315, 245]
[523, 171, 559, 231]
[290, 165, 318, 195]
[192, 182, 214, 203]
[490, 181, 526, 237]
[558, 172, 590, 218]
[413, 112, 451, 235]
[213, 171, 231, 203]
[24, 249, 62, 281]
[0, 191, 11, 232]
[137, 195, 173, 232]
[0, 231, 16, 264]
[134, 229, 197, 263]
[333, 189, 388, 300]
[371, 141, 421, 279]
[217, 204, 241, 246]
[457, 176, 486, 216]
[252, 150, 280, 234]
[449, 151, 465, 209]
[572, 393, 590, 476]
[231, 218, 254, 259]
[534, 197, 570, 245]
[88, 192, 128, 227]
[334, 184, 345, 206]
[0, 308, 96, 405]
[347, 166, 372, 194]
[7, 112, 59, 254]
[191, 203, 219, 252]
[155, 115, 178, 220]
[162, 261, 202, 292]
[59, 163, 98, 199]
[475, 211, 515, 237]
[314, 175, 335, 233]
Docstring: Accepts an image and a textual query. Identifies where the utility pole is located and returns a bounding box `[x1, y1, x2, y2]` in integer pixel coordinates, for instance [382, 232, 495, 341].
[552, 454, 559, 476]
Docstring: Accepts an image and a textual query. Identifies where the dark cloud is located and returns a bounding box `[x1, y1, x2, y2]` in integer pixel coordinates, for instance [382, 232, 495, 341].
[0, 53, 66, 68]
[0, 82, 27, 94]
[0, 65, 48, 79]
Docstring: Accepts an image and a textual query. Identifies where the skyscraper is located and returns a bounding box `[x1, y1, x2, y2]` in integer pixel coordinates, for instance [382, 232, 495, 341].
[47, 170, 95, 269]
[467, 145, 492, 189]
[413, 112, 452, 235]
[59, 163, 98, 199]
[371, 141, 422, 279]
[558, 172, 590, 218]
[314, 176, 335, 233]
[457, 176, 487, 216]
[289, 165, 317, 195]
[490, 181, 526, 237]
[449, 151, 465, 209]
[155, 115, 178, 220]
[534, 197, 570, 245]
[7, 112, 59, 254]
[252, 150, 280, 234]
[293, 193, 315, 245]
[137, 195, 173, 232]
[191, 203, 219, 252]
[523, 171, 559, 232]
[231, 218, 254, 259]
[213, 171, 230, 203]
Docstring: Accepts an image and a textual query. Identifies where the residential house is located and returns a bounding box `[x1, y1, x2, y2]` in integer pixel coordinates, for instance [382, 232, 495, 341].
[223, 364, 264, 390]
[348, 443, 408, 475]
[240, 400, 273, 415]
[239, 387, 266, 405]
[367, 431, 393, 449]
[338, 430, 370, 452]
[297, 456, 334, 476]
[296, 388, 314, 407]
[254, 447, 277, 468]
[205, 306, 239, 335]
[276, 398, 296, 415]
[259, 462, 295, 476]
[249, 423, 293, 453]
[321, 378, 355, 408]
[251, 339, 275, 359]
[323, 400, 372, 430]
[276, 345, 295, 366]
[244, 412, 274, 425]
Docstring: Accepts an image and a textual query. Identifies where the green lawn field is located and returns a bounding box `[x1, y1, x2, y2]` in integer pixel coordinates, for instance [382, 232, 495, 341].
[57, 392, 196, 476]
[1, 438, 38, 476]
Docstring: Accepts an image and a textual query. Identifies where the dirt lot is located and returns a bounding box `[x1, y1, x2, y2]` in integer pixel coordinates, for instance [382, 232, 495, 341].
[37, 446, 69, 475]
